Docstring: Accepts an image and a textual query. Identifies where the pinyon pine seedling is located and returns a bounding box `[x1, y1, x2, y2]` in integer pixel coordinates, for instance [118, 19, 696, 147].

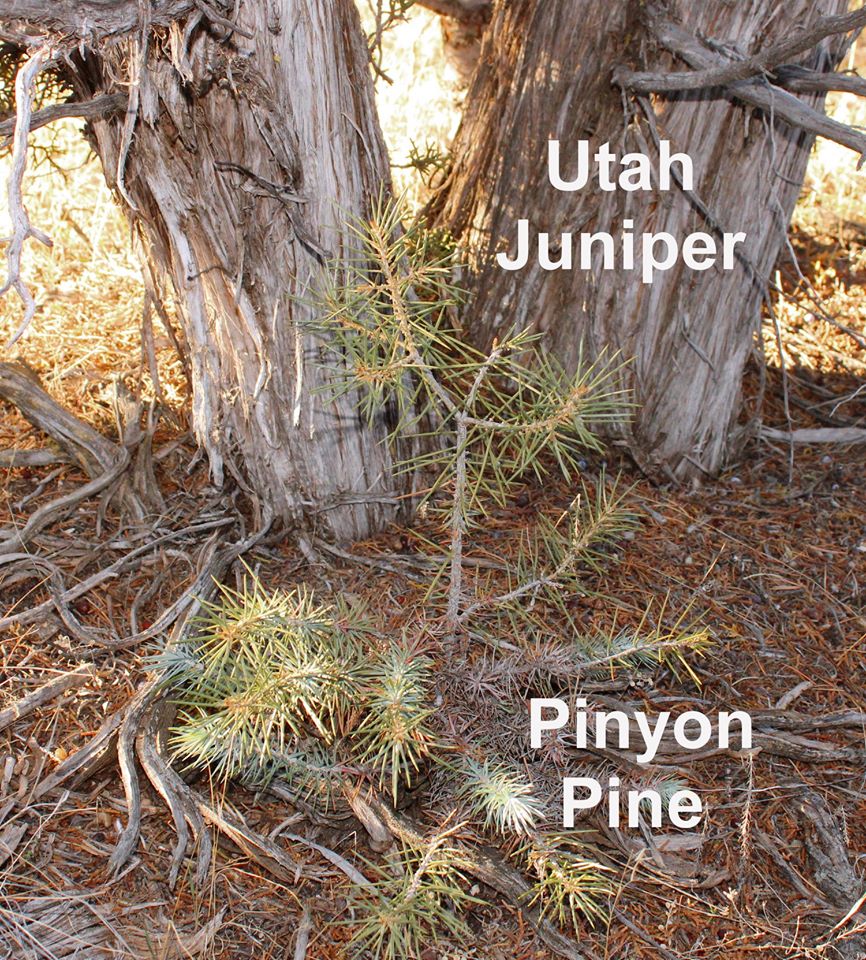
[457, 758, 544, 836]
[523, 835, 614, 931]
[307, 196, 635, 633]
[160, 200, 713, 957]
[347, 828, 478, 960]
[158, 577, 437, 805]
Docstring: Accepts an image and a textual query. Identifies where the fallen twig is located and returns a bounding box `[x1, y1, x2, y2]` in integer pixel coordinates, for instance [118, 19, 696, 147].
[0, 664, 92, 734]
[761, 425, 866, 445]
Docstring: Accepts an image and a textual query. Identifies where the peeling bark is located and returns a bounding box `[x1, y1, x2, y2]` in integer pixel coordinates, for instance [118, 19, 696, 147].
[5, 0, 409, 540]
[433, 0, 852, 480]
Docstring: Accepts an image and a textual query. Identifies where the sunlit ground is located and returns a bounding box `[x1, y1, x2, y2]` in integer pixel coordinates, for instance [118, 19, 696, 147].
[0, 122, 185, 440]
[767, 89, 866, 384]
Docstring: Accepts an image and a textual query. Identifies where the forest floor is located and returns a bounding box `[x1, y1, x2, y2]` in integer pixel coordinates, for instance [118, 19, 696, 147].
[1, 14, 866, 960]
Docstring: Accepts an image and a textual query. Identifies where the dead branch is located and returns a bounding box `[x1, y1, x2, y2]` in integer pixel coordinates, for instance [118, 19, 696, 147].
[0, 1, 196, 42]
[191, 0, 254, 39]
[614, 17, 866, 159]
[413, 0, 491, 26]
[619, 6, 866, 94]
[33, 708, 125, 799]
[0, 93, 126, 145]
[1, 895, 121, 959]
[0, 663, 92, 733]
[195, 783, 324, 884]
[761, 425, 866, 445]
[773, 64, 866, 96]
[0, 46, 52, 346]
[0, 361, 120, 477]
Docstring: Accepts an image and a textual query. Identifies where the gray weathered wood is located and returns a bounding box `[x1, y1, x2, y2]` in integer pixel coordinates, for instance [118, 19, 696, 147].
[6, 1, 411, 539]
[617, 5, 866, 94]
[0, 664, 92, 733]
[773, 64, 866, 97]
[0, 360, 120, 476]
[434, 0, 853, 480]
[1, 1, 195, 41]
[615, 16, 866, 158]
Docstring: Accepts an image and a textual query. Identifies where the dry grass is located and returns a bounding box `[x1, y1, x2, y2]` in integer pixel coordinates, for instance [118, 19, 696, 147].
[0, 123, 187, 439]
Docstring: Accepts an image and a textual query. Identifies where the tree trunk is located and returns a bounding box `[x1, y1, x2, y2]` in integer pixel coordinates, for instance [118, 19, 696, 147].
[10, 1, 406, 540]
[433, 0, 849, 480]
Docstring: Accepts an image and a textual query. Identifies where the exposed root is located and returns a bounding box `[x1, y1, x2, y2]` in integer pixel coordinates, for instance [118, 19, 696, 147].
[0, 359, 170, 537]
[26, 655, 866, 955]
[0, 517, 233, 640]
[0, 361, 120, 478]
[32, 710, 125, 801]
[0, 448, 130, 557]
[797, 791, 866, 959]
[21, 518, 344, 898]
[0, 359, 151, 557]
[106, 682, 153, 876]
[137, 694, 208, 889]
[11, 491, 863, 956]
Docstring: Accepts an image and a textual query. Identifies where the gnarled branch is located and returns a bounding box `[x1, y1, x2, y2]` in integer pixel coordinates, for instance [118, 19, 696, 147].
[0, 46, 52, 345]
[0, 361, 122, 476]
[773, 63, 866, 96]
[614, 16, 866, 160]
[0, 93, 126, 144]
[618, 5, 866, 94]
[0, 1, 196, 42]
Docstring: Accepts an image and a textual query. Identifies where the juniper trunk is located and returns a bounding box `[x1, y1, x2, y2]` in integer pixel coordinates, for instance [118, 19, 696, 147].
[48, 1, 404, 539]
[433, 0, 847, 480]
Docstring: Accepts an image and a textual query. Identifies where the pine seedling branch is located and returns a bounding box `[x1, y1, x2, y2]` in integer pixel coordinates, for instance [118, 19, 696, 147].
[308, 196, 633, 635]
[154, 201, 716, 957]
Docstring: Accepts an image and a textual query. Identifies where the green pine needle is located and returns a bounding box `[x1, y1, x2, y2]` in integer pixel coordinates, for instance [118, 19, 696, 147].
[458, 758, 544, 836]
[522, 836, 613, 931]
[347, 835, 478, 960]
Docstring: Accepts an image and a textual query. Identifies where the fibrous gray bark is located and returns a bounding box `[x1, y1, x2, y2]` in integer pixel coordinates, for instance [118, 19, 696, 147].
[433, 0, 854, 480]
[3, 0, 408, 540]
